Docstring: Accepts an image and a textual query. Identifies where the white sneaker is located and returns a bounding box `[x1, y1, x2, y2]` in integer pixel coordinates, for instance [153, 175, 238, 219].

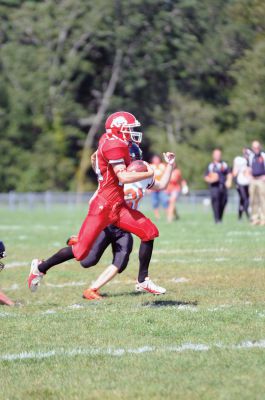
[28, 259, 44, 292]
[135, 277, 166, 295]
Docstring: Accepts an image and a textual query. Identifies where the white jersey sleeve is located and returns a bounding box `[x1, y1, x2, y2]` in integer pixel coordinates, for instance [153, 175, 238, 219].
[124, 177, 154, 209]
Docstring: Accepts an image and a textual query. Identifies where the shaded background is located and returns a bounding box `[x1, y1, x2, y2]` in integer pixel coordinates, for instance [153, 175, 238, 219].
[0, 0, 265, 192]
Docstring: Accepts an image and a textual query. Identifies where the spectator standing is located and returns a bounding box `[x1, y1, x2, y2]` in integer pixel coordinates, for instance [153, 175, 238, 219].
[166, 163, 188, 222]
[150, 155, 168, 219]
[233, 149, 251, 220]
[204, 149, 232, 223]
[248, 141, 265, 225]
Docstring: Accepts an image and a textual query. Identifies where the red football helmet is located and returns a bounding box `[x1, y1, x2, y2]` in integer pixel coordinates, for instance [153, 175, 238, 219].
[105, 111, 142, 143]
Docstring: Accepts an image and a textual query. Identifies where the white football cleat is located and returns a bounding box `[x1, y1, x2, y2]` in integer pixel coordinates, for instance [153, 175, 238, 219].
[135, 277, 166, 295]
[28, 259, 44, 292]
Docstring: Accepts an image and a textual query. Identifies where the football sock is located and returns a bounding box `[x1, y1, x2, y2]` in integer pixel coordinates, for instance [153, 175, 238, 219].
[138, 240, 154, 283]
[38, 247, 74, 274]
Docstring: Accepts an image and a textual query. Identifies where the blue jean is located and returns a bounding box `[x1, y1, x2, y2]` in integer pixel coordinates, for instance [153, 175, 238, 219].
[151, 191, 169, 209]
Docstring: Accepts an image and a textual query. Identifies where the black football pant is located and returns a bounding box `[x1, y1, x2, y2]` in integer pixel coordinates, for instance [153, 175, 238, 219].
[39, 225, 153, 282]
[39, 226, 133, 275]
[81, 225, 154, 282]
[236, 184, 249, 219]
[210, 186, 228, 223]
[80, 225, 133, 273]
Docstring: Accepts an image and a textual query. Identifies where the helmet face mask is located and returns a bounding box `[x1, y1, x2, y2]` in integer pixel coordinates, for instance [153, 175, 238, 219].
[105, 111, 142, 143]
[121, 126, 142, 144]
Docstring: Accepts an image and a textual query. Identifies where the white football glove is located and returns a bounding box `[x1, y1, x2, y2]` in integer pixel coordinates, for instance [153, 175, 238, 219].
[163, 152, 175, 165]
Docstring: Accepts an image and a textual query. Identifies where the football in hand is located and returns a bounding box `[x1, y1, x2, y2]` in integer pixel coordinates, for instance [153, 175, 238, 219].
[207, 172, 219, 183]
[127, 160, 148, 173]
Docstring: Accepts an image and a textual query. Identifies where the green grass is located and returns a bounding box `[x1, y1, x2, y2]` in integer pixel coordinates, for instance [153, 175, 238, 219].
[0, 203, 265, 400]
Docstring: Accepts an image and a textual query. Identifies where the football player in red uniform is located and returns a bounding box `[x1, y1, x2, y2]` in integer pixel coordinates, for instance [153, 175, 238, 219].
[28, 111, 160, 295]
[68, 144, 175, 299]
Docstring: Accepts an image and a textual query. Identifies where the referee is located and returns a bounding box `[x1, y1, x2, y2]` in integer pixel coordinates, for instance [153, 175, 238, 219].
[204, 149, 232, 223]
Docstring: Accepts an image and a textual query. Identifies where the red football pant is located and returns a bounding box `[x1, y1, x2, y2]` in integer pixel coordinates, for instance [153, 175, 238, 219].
[72, 195, 159, 261]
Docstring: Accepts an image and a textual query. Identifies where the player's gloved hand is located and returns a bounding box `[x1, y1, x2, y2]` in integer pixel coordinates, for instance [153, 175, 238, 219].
[163, 152, 175, 165]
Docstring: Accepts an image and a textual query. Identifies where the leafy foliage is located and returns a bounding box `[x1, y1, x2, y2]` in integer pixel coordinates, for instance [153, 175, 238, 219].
[0, 0, 265, 190]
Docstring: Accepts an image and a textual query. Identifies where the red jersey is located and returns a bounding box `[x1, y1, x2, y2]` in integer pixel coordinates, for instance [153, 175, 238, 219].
[95, 134, 131, 203]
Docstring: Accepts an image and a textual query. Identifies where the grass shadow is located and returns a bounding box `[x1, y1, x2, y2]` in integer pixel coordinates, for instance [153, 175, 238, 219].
[142, 300, 198, 308]
[101, 292, 198, 308]
[101, 291, 143, 298]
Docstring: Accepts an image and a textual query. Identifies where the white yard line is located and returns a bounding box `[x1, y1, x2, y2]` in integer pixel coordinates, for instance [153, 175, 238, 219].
[227, 231, 264, 236]
[5, 262, 28, 269]
[1, 283, 20, 291]
[45, 282, 86, 288]
[171, 277, 190, 283]
[151, 248, 228, 255]
[0, 226, 23, 230]
[1, 276, 190, 291]
[1, 340, 265, 361]
[0, 302, 259, 318]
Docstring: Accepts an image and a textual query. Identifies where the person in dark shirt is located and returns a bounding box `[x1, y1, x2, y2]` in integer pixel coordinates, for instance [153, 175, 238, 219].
[204, 149, 232, 223]
[248, 141, 265, 225]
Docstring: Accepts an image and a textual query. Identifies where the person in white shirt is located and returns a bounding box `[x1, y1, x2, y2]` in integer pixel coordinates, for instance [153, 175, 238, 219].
[247, 141, 265, 225]
[233, 149, 251, 220]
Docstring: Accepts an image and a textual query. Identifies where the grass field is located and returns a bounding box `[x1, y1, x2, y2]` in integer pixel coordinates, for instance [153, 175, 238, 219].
[0, 203, 265, 400]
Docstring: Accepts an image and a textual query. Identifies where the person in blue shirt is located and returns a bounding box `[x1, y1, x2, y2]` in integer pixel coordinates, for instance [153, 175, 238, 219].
[248, 141, 265, 225]
[204, 149, 232, 223]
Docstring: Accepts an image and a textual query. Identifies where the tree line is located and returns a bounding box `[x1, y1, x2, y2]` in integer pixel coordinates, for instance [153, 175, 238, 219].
[0, 0, 265, 191]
